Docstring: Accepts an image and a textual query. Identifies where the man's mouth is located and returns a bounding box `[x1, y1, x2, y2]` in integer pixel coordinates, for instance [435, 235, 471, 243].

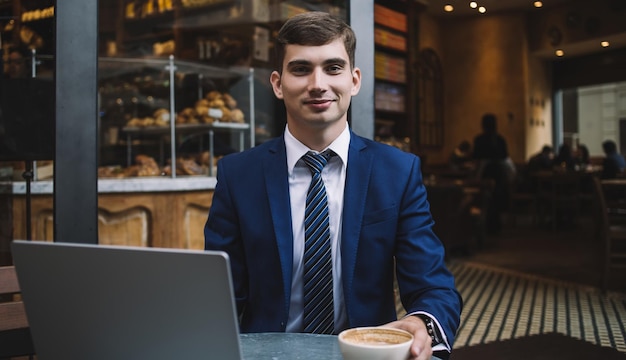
[304, 99, 335, 104]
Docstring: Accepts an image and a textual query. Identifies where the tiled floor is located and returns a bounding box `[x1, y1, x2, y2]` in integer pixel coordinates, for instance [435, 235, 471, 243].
[443, 213, 626, 353]
[448, 261, 626, 352]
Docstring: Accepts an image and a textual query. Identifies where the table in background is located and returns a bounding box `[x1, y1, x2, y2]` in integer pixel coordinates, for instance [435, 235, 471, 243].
[531, 170, 595, 231]
[425, 178, 491, 252]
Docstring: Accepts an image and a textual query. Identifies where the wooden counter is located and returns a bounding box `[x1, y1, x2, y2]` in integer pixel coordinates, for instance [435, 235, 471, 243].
[10, 178, 216, 249]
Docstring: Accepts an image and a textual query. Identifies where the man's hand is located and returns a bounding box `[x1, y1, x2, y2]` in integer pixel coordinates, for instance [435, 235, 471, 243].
[383, 316, 432, 360]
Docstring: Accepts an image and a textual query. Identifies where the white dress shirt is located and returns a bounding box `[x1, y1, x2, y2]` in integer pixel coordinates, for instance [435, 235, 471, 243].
[282, 124, 450, 353]
[284, 123, 350, 333]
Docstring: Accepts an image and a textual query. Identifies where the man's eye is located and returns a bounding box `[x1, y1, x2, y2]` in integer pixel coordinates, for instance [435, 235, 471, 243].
[291, 66, 310, 75]
[326, 65, 343, 74]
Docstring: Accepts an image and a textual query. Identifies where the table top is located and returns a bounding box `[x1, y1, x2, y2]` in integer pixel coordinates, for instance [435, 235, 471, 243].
[239, 332, 443, 360]
[240, 333, 342, 360]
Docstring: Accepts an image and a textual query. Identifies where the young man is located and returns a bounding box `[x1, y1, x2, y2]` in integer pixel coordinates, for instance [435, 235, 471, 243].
[204, 12, 461, 360]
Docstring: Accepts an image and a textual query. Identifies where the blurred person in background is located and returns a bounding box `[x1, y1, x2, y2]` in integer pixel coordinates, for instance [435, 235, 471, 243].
[575, 144, 590, 170]
[527, 145, 554, 173]
[472, 113, 510, 235]
[601, 140, 626, 179]
[552, 143, 576, 171]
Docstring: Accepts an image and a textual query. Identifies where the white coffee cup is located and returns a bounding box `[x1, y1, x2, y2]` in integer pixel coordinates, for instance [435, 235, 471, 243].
[338, 327, 413, 360]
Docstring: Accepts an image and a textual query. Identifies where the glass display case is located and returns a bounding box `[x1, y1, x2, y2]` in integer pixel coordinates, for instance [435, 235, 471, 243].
[98, 56, 255, 178]
[95, 0, 349, 181]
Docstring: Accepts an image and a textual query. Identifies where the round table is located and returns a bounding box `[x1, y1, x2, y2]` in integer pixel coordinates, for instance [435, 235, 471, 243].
[240, 332, 443, 360]
[240, 333, 342, 360]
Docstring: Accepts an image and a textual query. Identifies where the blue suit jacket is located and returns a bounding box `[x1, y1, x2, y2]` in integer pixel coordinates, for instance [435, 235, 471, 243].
[204, 131, 462, 346]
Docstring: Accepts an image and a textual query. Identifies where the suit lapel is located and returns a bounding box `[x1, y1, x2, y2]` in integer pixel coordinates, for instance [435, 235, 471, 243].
[341, 133, 372, 303]
[263, 138, 294, 307]
[261, 133, 374, 318]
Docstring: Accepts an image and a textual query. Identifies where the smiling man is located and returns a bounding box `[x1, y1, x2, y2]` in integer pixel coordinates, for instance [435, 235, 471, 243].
[269, 37, 359, 149]
[204, 11, 462, 360]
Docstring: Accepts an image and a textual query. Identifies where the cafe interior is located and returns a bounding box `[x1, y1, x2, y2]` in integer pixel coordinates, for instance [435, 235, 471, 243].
[1, 0, 626, 358]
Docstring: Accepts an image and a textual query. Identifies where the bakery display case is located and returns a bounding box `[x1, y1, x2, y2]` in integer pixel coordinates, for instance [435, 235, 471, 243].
[98, 55, 255, 178]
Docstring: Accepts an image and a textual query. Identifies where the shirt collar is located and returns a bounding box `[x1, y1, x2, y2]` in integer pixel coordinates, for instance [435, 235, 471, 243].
[284, 123, 350, 173]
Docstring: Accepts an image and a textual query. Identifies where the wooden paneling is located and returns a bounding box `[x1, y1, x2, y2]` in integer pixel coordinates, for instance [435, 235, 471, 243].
[12, 195, 54, 242]
[98, 208, 149, 247]
[12, 190, 214, 249]
[183, 204, 211, 250]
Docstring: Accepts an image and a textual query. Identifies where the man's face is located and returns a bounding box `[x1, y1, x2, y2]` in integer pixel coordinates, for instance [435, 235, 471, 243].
[270, 38, 361, 130]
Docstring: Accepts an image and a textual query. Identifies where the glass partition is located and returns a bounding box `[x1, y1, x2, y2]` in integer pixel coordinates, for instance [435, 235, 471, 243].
[0, 0, 55, 263]
[96, 1, 347, 180]
[0, 1, 356, 256]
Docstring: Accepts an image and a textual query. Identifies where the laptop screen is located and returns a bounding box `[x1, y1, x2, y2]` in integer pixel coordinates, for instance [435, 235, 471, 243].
[11, 240, 242, 360]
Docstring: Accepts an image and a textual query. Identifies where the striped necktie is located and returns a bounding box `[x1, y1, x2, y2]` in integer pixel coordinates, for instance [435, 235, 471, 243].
[302, 150, 334, 334]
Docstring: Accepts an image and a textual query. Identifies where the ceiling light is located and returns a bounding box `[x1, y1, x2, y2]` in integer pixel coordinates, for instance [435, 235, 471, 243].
[444, 4, 454, 12]
[478, 6, 486, 13]
[534, 1, 543, 7]
[470, 2, 478, 8]
[555, 49, 564, 57]
[601, 41, 610, 47]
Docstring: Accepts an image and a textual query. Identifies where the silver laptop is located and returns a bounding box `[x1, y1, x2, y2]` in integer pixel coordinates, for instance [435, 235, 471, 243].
[11, 240, 242, 360]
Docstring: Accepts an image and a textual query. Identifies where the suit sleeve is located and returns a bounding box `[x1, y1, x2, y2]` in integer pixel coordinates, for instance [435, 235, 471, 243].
[204, 158, 249, 316]
[394, 155, 463, 351]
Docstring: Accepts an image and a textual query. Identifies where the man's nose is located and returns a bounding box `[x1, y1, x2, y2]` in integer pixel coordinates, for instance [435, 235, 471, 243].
[307, 68, 327, 92]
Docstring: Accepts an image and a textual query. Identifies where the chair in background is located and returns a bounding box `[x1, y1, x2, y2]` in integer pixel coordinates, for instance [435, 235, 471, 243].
[508, 192, 537, 227]
[467, 178, 494, 249]
[0, 265, 35, 359]
[506, 163, 537, 227]
[535, 171, 582, 231]
[591, 177, 626, 293]
[427, 182, 475, 255]
[507, 179, 537, 228]
[427, 183, 466, 253]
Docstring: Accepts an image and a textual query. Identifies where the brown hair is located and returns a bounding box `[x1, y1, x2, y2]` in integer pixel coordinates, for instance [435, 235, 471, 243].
[274, 11, 356, 73]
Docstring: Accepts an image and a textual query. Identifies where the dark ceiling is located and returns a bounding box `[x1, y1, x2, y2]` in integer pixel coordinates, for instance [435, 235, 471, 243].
[426, 0, 576, 17]
[425, 0, 626, 58]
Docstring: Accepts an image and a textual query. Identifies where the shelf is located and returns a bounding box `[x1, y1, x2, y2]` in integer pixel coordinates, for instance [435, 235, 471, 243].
[122, 0, 175, 22]
[375, 119, 396, 126]
[374, 1, 412, 145]
[375, 110, 407, 123]
[121, 7, 176, 55]
[374, 45, 407, 58]
[374, 27, 407, 52]
[375, 109, 406, 117]
[179, 0, 236, 11]
[375, 52, 407, 84]
[210, 122, 250, 130]
[375, 82, 405, 113]
[374, 3, 407, 33]
[98, 57, 256, 173]
[122, 30, 175, 43]
[122, 122, 250, 135]
[374, 77, 407, 86]
[124, 10, 175, 23]
[98, 56, 249, 79]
